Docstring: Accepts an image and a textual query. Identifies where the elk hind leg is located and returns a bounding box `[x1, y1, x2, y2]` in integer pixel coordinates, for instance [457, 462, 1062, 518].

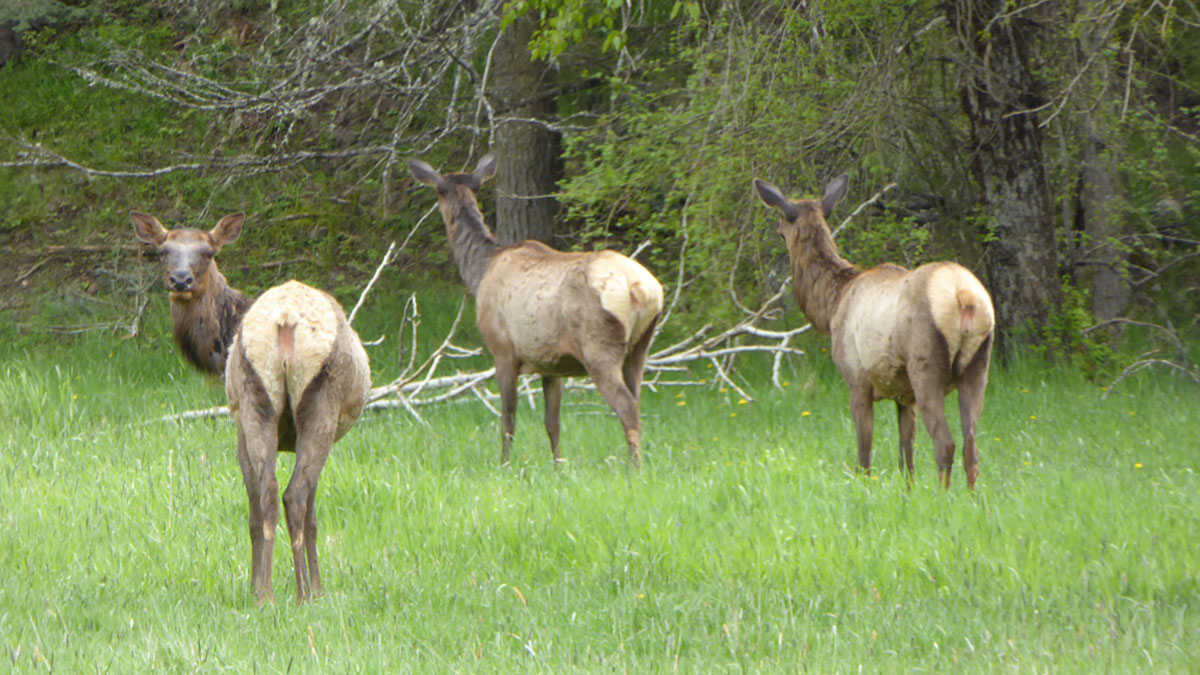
[621, 316, 658, 401]
[956, 340, 992, 490]
[282, 426, 334, 603]
[238, 420, 280, 603]
[914, 385, 955, 489]
[588, 360, 643, 467]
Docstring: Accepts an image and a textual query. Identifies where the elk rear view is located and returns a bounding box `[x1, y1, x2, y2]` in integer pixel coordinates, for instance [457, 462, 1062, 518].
[754, 174, 994, 488]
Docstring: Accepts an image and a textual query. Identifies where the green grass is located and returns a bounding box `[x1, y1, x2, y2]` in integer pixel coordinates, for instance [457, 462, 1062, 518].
[0, 299, 1197, 672]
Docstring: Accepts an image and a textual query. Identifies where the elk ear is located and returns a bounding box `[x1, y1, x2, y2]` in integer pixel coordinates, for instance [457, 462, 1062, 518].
[210, 212, 245, 249]
[474, 153, 497, 184]
[821, 174, 849, 219]
[754, 179, 799, 223]
[131, 211, 169, 246]
[408, 158, 444, 189]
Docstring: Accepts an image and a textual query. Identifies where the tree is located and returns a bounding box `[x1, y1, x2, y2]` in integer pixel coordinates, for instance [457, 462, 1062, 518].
[946, 0, 1060, 348]
[491, 12, 562, 245]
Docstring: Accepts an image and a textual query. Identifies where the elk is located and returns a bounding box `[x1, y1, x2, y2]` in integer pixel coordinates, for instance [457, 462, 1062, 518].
[131, 212, 371, 603]
[131, 211, 249, 375]
[408, 153, 664, 467]
[753, 175, 994, 489]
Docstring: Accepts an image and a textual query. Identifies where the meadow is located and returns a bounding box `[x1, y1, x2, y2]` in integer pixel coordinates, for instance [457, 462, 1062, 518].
[0, 297, 1197, 673]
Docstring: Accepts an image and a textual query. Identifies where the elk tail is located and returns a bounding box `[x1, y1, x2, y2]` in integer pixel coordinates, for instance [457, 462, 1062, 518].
[956, 287, 976, 335]
[277, 319, 296, 368]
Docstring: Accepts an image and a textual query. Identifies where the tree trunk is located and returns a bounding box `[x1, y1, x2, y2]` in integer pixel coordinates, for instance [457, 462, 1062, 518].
[491, 14, 561, 245]
[948, 0, 1060, 351]
[1076, 29, 1130, 323]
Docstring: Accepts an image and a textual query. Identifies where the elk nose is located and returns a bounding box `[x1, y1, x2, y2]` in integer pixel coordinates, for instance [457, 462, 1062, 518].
[168, 271, 194, 291]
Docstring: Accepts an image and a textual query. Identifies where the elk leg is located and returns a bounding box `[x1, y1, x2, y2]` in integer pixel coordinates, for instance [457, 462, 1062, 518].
[896, 401, 916, 480]
[495, 359, 519, 466]
[542, 376, 564, 463]
[236, 427, 267, 600]
[621, 316, 658, 401]
[849, 384, 874, 474]
[304, 488, 321, 597]
[283, 420, 335, 604]
[914, 386, 955, 489]
[239, 420, 279, 604]
[956, 341, 992, 490]
[589, 363, 643, 467]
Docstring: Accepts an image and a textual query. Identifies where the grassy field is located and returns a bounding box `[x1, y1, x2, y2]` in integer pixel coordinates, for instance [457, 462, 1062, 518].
[0, 296, 1197, 672]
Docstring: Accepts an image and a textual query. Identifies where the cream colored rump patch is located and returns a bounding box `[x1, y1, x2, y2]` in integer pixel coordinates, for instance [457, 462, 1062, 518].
[588, 253, 664, 344]
[237, 280, 340, 413]
[924, 264, 994, 365]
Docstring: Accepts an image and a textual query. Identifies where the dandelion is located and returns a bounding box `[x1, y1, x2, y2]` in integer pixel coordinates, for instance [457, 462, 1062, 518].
[1135, 463, 1143, 469]
[676, 400, 687, 407]
[720, 387, 727, 393]
[72, 394, 78, 400]
[637, 593, 645, 599]
[737, 398, 748, 405]
[1128, 411, 1136, 416]
[871, 475, 879, 481]
[782, 381, 790, 387]
[801, 411, 811, 417]
[1030, 415, 1037, 420]
[1024, 461, 1031, 466]
[108, 352, 114, 359]
[729, 412, 737, 418]
[993, 437, 1000, 441]
[675, 392, 684, 399]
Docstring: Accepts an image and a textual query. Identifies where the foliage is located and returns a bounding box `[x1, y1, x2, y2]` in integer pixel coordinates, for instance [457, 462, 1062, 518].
[1033, 276, 1116, 375]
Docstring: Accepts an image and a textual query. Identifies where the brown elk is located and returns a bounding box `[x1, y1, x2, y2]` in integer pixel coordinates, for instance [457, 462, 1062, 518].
[131, 211, 249, 375]
[408, 153, 664, 467]
[131, 213, 371, 603]
[753, 175, 994, 489]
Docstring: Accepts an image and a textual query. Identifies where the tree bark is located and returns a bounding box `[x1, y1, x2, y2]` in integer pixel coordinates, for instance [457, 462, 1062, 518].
[948, 0, 1060, 351]
[491, 14, 562, 245]
[1076, 29, 1130, 323]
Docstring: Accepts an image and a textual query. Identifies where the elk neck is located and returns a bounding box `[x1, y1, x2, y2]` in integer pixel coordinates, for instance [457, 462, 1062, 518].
[785, 222, 861, 334]
[169, 260, 250, 375]
[443, 193, 501, 297]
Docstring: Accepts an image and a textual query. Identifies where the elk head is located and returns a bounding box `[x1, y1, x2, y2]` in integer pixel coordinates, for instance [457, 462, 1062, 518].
[754, 174, 849, 250]
[131, 212, 245, 301]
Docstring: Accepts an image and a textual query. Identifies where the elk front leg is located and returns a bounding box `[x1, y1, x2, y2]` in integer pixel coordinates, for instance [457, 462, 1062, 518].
[849, 384, 875, 474]
[542, 376, 564, 463]
[494, 359, 519, 466]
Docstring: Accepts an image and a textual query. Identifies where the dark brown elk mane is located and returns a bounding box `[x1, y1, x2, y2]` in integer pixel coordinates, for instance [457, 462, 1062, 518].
[780, 202, 863, 334]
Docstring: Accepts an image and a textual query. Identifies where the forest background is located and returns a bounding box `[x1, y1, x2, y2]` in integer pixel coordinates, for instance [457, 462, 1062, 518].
[0, 0, 1198, 374]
